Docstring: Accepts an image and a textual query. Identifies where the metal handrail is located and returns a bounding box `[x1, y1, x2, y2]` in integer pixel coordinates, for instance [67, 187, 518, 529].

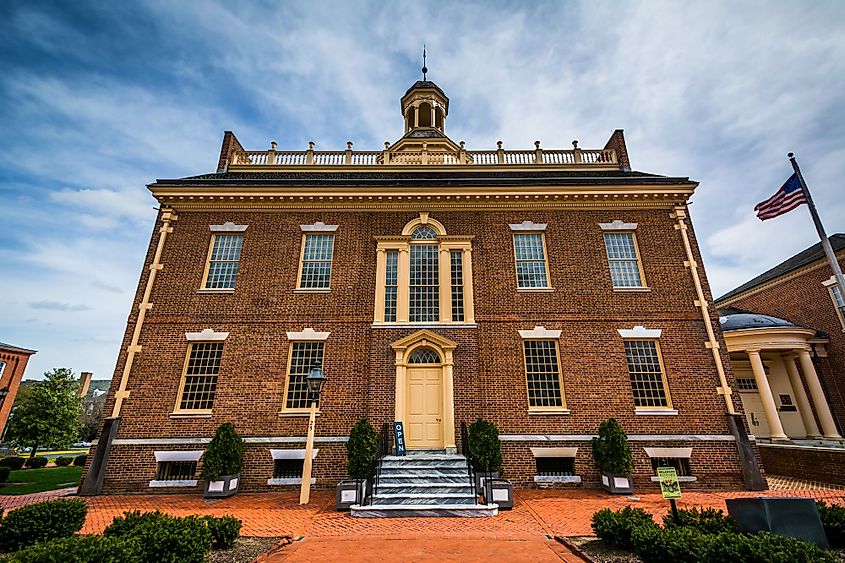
[460, 422, 476, 503]
[361, 422, 390, 506]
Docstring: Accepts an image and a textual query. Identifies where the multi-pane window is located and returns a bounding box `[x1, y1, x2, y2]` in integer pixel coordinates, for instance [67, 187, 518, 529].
[273, 459, 304, 479]
[736, 378, 758, 391]
[536, 457, 575, 476]
[177, 342, 223, 411]
[523, 340, 564, 409]
[384, 251, 398, 322]
[156, 460, 197, 481]
[603, 232, 644, 288]
[408, 347, 441, 364]
[450, 251, 464, 322]
[624, 340, 670, 408]
[410, 241, 439, 322]
[285, 342, 325, 410]
[299, 234, 334, 289]
[203, 235, 243, 289]
[513, 233, 549, 288]
[830, 284, 845, 330]
[651, 457, 691, 477]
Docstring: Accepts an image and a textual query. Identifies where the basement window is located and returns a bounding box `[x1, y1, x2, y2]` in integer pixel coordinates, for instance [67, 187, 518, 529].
[149, 451, 202, 488]
[531, 447, 581, 484]
[273, 459, 304, 479]
[536, 457, 575, 476]
[267, 449, 318, 486]
[650, 457, 691, 477]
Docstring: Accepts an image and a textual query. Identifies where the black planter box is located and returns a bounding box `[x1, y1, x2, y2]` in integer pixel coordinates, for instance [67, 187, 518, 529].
[600, 472, 634, 495]
[482, 479, 513, 509]
[203, 474, 240, 499]
[336, 479, 368, 510]
[726, 497, 828, 547]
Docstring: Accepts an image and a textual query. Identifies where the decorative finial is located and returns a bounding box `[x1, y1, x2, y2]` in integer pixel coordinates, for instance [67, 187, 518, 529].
[270, 141, 277, 150]
[572, 139, 579, 149]
[347, 141, 353, 150]
[497, 140, 503, 149]
[384, 141, 390, 150]
[422, 45, 428, 81]
[535, 140, 541, 149]
[308, 141, 315, 150]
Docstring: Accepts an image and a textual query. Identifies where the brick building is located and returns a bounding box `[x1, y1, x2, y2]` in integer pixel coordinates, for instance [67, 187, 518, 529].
[82, 79, 760, 497]
[0, 341, 36, 438]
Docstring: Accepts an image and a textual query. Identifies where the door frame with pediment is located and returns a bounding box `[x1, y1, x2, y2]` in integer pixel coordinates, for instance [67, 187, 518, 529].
[390, 330, 457, 451]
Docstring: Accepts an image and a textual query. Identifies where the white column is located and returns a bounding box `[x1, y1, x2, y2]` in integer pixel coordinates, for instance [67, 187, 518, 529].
[782, 354, 821, 438]
[373, 248, 386, 323]
[443, 351, 456, 451]
[747, 349, 788, 441]
[797, 349, 842, 439]
[462, 248, 475, 323]
[395, 353, 406, 424]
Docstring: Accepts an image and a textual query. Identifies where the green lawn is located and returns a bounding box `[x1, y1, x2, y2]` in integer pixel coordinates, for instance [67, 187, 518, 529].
[0, 466, 83, 495]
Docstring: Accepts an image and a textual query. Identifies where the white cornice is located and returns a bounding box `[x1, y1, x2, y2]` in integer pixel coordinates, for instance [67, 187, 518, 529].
[286, 327, 330, 341]
[617, 325, 662, 339]
[185, 328, 229, 341]
[509, 220, 547, 231]
[154, 450, 203, 462]
[519, 326, 561, 339]
[300, 222, 338, 232]
[210, 222, 248, 232]
[599, 220, 638, 231]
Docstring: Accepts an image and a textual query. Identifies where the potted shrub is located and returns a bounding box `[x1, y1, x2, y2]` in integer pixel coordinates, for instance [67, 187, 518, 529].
[468, 418, 512, 509]
[337, 419, 378, 510]
[201, 423, 244, 499]
[591, 418, 634, 494]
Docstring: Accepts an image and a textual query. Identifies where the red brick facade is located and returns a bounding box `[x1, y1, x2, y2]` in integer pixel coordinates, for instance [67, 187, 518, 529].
[0, 343, 36, 434]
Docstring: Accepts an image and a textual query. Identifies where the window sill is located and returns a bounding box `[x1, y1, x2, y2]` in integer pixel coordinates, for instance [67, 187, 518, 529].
[196, 288, 235, 294]
[635, 409, 679, 416]
[293, 288, 331, 294]
[534, 475, 581, 484]
[149, 479, 198, 488]
[267, 477, 316, 486]
[613, 287, 651, 293]
[169, 411, 213, 419]
[371, 323, 477, 329]
[651, 476, 696, 483]
[516, 287, 555, 293]
[278, 411, 321, 418]
[528, 409, 571, 416]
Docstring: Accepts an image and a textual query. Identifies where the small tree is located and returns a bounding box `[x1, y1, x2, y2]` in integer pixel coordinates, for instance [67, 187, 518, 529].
[591, 418, 633, 475]
[346, 419, 378, 480]
[6, 368, 82, 459]
[200, 423, 244, 481]
[468, 418, 502, 474]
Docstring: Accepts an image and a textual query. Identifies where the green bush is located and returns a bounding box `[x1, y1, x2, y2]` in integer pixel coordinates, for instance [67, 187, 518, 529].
[0, 456, 25, 470]
[468, 418, 502, 474]
[54, 456, 73, 467]
[632, 525, 708, 563]
[200, 423, 244, 481]
[202, 515, 242, 549]
[104, 510, 213, 563]
[662, 507, 736, 534]
[817, 500, 845, 548]
[591, 506, 657, 550]
[702, 531, 836, 563]
[6, 535, 141, 563]
[0, 465, 11, 483]
[591, 418, 633, 475]
[0, 498, 87, 551]
[346, 419, 378, 480]
[24, 456, 48, 469]
[73, 454, 87, 467]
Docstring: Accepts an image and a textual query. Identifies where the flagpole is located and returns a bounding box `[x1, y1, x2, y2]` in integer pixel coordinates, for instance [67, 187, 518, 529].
[788, 152, 845, 298]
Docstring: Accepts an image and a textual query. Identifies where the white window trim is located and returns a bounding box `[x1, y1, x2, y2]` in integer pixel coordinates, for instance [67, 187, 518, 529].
[286, 328, 330, 341]
[150, 479, 198, 488]
[599, 220, 638, 231]
[519, 326, 562, 339]
[185, 328, 229, 341]
[644, 447, 691, 458]
[267, 448, 319, 485]
[210, 222, 248, 232]
[617, 325, 662, 339]
[823, 276, 845, 331]
[149, 450, 203, 488]
[300, 222, 339, 232]
[530, 447, 577, 458]
[509, 220, 547, 231]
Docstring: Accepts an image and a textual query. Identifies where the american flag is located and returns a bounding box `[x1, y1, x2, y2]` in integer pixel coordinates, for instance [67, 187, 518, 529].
[754, 173, 808, 220]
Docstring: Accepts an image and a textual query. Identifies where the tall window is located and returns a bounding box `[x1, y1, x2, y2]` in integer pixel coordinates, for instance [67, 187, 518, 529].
[284, 342, 325, 410]
[203, 235, 243, 289]
[450, 251, 464, 322]
[603, 232, 645, 288]
[298, 234, 335, 289]
[829, 283, 845, 330]
[523, 340, 564, 409]
[513, 233, 550, 288]
[624, 340, 671, 408]
[384, 251, 398, 322]
[176, 342, 223, 412]
[409, 227, 439, 322]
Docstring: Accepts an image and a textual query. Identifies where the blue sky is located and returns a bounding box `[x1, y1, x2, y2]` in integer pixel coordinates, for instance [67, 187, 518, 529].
[2, 0, 844, 381]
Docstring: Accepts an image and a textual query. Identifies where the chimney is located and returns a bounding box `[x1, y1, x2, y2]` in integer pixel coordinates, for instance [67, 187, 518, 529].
[78, 372, 93, 397]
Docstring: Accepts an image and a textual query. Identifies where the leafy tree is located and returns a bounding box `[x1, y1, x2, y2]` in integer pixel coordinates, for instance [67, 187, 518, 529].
[6, 368, 82, 458]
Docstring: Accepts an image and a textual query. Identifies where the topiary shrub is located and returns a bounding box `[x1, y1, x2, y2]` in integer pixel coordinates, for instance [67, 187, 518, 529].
[54, 456, 73, 467]
[201, 515, 242, 549]
[591, 418, 633, 475]
[104, 510, 212, 563]
[6, 535, 141, 563]
[0, 498, 88, 551]
[346, 419, 378, 480]
[24, 456, 48, 469]
[0, 465, 11, 483]
[662, 507, 736, 534]
[200, 423, 244, 481]
[817, 500, 845, 548]
[468, 418, 502, 474]
[632, 525, 708, 563]
[702, 531, 836, 562]
[591, 506, 657, 550]
[0, 456, 25, 470]
[73, 454, 87, 467]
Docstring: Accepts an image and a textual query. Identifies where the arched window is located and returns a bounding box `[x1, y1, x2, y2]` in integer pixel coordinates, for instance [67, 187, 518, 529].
[412, 226, 437, 240]
[418, 102, 432, 127]
[408, 347, 441, 364]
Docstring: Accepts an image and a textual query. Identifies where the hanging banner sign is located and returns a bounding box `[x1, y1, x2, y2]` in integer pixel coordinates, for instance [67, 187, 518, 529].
[393, 421, 406, 456]
[657, 466, 682, 499]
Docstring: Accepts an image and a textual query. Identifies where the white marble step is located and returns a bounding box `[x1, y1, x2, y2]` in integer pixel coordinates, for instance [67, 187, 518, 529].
[373, 492, 476, 505]
[351, 503, 498, 518]
[379, 473, 470, 484]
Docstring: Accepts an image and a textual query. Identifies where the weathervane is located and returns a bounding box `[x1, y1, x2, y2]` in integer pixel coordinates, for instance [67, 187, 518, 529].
[422, 45, 427, 81]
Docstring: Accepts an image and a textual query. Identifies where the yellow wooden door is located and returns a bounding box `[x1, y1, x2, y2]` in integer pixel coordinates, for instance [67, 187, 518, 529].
[406, 367, 443, 448]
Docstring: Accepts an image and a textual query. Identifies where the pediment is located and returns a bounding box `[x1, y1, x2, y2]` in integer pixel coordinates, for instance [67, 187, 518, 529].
[389, 130, 463, 155]
[390, 329, 458, 352]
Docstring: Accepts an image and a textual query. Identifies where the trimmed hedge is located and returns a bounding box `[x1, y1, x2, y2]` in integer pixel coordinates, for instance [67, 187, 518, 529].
[0, 456, 25, 470]
[701, 531, 836, 563]
[632, 525, 707, 563]
[73, 454, 87, 467]
[6, 535, 141, 563]
[54, 456, 73, 467]
[662, 507, 736, 534]
[24, 457, 48, 469]
[202, 515, 242, 549]
[591, 506, 657, 550]
[104, 510, 213, 563]
[0, 465, 11, 483]
[0, 498, 88, 551]
[817, 501, 845, 548]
